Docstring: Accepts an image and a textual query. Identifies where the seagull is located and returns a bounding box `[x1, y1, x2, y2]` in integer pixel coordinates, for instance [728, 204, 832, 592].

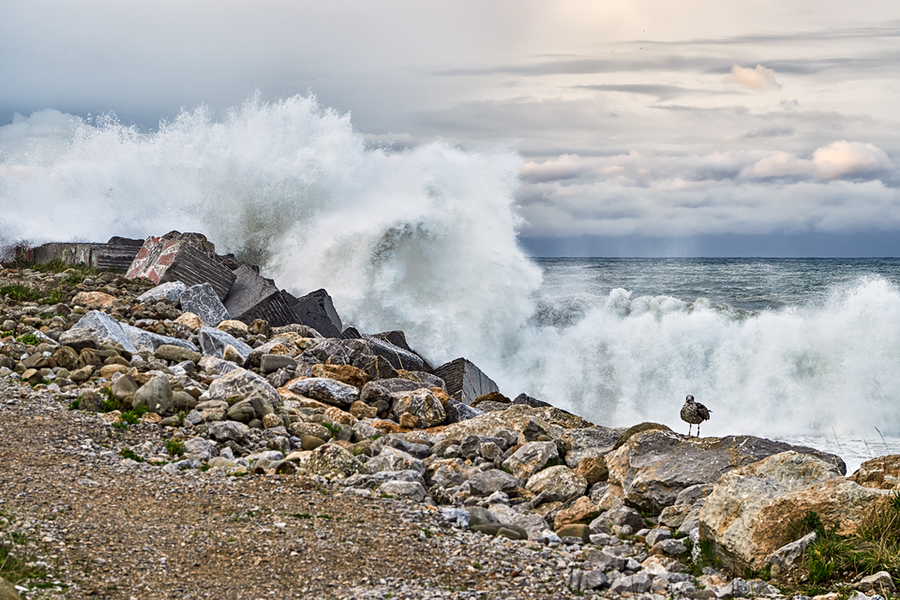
[680, 394, 711, 438]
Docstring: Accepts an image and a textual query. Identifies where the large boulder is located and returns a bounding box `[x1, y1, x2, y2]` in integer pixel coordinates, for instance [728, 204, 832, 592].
[206, 367, 281, 408]
[699, 451, 893, 572]
[180, 283, 230, 327]
[289, 289, 343, 338]
[606, 429, 847, 514]
[282, 377, 359, 409]
[502, 441, 559, 480]
[851, 455, 900, 490]
[390, 388, 446, 428]
[136, 281, 187, 304]
[132, 374, 172, 414]
[432, 357, 499, 405]
[301, 444, 364, 479]
[561, 426, 624, 468]
[66, 310, 137, 352]
[525, 465, 588, 503]
[198, 327, 253, 361]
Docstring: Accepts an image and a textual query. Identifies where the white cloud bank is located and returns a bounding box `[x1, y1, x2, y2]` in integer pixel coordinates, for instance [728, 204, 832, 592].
[743, 141, 893, 180]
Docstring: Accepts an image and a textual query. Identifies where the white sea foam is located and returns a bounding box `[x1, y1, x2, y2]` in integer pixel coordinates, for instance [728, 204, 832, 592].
[3, 95, 900, 443]
[508, 276, 900, 438]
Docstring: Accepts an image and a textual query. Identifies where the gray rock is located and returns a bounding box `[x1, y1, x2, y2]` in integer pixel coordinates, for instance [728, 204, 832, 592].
[367, 447, 424, 475]
[501, 441, 559, 480]
[181, 283, 230, 326]
[466, 506, 500, 527]
[765, 532, 817, 572]
[468, 469, 519, 496]
[303, 444, 364, 479]
[67, 310, 137, 352]
[568, 569, 609, 592]
[592, 507, 645, 532]
[289, 289, 342, 338]
[609, 572, 652, 594]
[606, 428, 846, 514]
[377, 480, 428, 502]
[432, 357, 499, 405]
[525, 465, 587, 503]
[132, 374, 172, 414]
[427, 459, 473, 488]
[646, 528, 673, 546]
[359, 378, 425, 405]
[223, 265, 297, 327]
[260, 354, 297, 374]
[654, 538, 687, 555]
[125, 325, 198, 353]
[154, 344, 201, 364]
[183, 437, 212, 462]
[208, 420, 250, 442]
[57, 327, 98, 352]
[561, 426, 625, 468]
[857, 571, 896, 594]
[716, 578, 751, 598]
[284, 377, 359, 408]
[206, 367, 281, 408]
[198, 327, 254, 360]
[136, 282, 187, 304]
[443, 398, 484, 424]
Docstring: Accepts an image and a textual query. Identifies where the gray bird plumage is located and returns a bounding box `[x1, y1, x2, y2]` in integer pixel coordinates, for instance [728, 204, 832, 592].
[680, 394, 711, 437]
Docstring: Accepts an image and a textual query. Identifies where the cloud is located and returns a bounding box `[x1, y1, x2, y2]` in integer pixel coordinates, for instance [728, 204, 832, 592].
[724, 65, 780, 90]
[742, 141, 893, 180]
[811, 140, 893, 179]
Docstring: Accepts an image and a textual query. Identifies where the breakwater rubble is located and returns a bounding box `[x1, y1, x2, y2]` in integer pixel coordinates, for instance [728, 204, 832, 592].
[0, 232, 898, 600]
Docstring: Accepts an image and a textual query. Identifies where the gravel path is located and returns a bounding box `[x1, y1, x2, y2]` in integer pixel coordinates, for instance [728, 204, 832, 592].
[0, 379, 588, 600]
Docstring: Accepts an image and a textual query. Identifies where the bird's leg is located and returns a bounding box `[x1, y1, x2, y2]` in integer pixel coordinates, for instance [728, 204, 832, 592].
[687, 424, 692, 437]
[697, 424, 701, 438]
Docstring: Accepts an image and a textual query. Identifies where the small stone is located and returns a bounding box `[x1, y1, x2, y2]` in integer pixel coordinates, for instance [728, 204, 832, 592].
[301, 436, 326, 451]
[555, 523, 591, 542]
[174, 312, 203, 330]
[348, 401, 378, 419]
[399, 412, 419, 429]
[554, 496, 600, 530]
[262, 413, 283, 429]
[154, 344, 201, 363]
[223, 344, 244, 365]
[72, 291, 117, 310]
[857, 571, 896, 594]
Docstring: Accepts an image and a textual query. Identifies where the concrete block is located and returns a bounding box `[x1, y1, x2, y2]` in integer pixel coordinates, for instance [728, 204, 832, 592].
[433, 358, 499, 406]
[125, 231, 235, 300]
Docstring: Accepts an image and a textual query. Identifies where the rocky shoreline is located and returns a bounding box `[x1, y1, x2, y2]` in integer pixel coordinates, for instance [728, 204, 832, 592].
[1, 233, 899, 600]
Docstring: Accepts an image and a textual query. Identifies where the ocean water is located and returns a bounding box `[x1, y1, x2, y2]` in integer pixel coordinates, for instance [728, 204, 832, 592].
[2, 94, 899, 472]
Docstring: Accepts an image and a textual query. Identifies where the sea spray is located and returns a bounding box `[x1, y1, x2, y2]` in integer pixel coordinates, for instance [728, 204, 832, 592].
[506, 275, 900, 438]
[0, 93, 542, 368]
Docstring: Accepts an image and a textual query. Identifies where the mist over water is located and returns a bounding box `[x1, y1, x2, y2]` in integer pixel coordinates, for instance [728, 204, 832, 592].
[3, 94, 900, 450]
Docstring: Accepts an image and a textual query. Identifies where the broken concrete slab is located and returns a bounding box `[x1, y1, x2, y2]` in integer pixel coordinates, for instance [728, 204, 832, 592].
[433, 357, 500, 406]
[125, 231, 235, 300]
[223, 265, 297, 326]
[180, 283, 229, 327]
[288, 289, 342, 338]
[15, 237, 144, 272]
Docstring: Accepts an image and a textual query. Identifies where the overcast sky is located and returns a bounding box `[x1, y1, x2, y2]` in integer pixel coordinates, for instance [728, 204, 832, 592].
[2, 0, 900, 256]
